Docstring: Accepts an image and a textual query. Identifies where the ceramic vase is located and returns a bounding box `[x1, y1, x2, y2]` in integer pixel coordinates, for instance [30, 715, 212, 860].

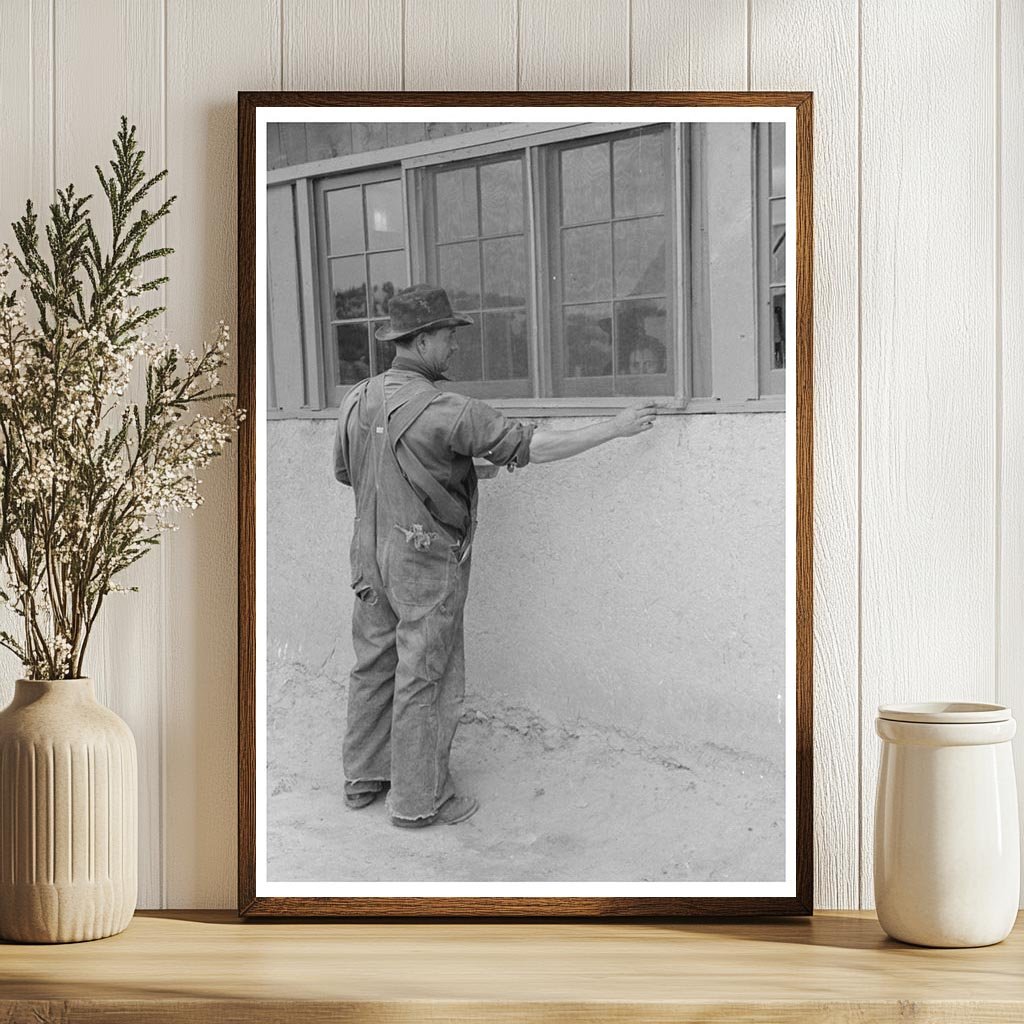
[0, 678, 137, 942]
[874, 701, 1019, 948]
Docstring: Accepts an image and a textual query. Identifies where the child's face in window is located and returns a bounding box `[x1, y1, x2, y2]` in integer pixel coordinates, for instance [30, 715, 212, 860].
[628, 345, 660, 375]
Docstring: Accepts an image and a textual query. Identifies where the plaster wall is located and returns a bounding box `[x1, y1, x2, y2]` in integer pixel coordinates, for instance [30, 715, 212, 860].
[268, 412, 785, 765]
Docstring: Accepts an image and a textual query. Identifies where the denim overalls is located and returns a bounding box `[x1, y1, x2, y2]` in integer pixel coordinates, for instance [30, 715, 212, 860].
[339, 372, 477, 822]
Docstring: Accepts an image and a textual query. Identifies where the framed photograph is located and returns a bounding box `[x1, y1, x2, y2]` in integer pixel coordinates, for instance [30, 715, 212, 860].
[238, 91, 813, 917]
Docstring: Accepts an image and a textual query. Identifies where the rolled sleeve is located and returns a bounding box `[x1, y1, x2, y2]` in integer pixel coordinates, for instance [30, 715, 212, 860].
[448, 398, 537, 470]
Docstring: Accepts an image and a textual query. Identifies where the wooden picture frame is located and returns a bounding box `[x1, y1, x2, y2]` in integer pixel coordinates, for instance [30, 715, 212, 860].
[238, 91, 813, 917]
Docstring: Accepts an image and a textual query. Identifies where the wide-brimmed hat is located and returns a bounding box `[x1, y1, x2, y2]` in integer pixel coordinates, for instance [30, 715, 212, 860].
[374, 284, 473, 342]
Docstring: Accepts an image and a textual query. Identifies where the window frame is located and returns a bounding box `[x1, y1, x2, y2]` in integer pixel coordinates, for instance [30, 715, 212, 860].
[755, 122, 787, 398]
[312, 165, 413, 409]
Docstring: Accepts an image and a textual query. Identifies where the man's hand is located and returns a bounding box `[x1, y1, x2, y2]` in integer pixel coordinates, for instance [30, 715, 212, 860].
[611, 401, 660, 438]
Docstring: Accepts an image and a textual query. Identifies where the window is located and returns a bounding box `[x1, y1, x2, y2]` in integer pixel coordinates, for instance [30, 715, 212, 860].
[547, 128, 674, 397]
[267, 119, 787, 415]
[314, 168, 409, 406]
[413, 124, 677, 401]
[756, 123, 786, 396]
[422, 156, 531, 398]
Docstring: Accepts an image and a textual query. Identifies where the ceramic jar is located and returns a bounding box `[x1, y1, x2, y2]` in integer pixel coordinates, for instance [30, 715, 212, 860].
[874, 702, 1019, 948]
[0, 678, 137, 943]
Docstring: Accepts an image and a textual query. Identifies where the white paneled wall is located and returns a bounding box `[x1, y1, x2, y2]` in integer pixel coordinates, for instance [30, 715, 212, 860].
[0, 0, 1018, 910]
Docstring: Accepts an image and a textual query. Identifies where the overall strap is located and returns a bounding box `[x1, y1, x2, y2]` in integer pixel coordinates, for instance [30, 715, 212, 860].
[382, 378, 470, 535]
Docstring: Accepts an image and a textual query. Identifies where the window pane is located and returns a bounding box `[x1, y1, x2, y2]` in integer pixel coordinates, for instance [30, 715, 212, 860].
[438, 242, 480, 309]
[325, 187, 364, 255]
[613, 217, 666, 297]
[368, 251, 406, 317]
[329, 256, 367, 319]
[483, 310, 528, 380]
[770, 197, 785, 285]
[563, 304, 612, 378]
[334, 323, 371, 384]
[373, 326, 396, 372]
[613, 131, 666, 218]
[771, 290, 785, 369]
[482, 236, 526, 307]
[770, 124, 785, 195]
[480, 159, 524, 235]
[562, 225, 611, 303]
[435, 166, 478, 241]
[616, 299, 668, 376]
[561, 142, 610, 225]
[447, 320, 482, 381]
[364, 180, 404, 251]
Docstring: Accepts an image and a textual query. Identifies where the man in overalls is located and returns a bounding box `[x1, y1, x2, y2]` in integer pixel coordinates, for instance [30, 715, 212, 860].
[333, 285, 658, 828]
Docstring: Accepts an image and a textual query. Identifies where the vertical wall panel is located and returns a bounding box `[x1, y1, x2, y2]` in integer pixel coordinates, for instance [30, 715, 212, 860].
[284, 0, 402, 90]
[53, 0, 165, 909]
[860, 1, 997, 908]
[519, 0, 628, 90]
[0, 1, 52, 693]
[632, 0, 747, 90]
[405, 0, 515, 90]
[164, 0, 280, 908]
[1000, 0, 1024, 903]
[751, 1, 860, 910]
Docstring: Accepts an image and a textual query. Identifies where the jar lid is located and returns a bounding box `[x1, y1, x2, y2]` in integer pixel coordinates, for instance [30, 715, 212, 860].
[877, 702, 1011, 724]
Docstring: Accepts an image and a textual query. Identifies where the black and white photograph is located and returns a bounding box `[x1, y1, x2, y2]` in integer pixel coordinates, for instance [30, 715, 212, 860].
[244, 98, 809, 913]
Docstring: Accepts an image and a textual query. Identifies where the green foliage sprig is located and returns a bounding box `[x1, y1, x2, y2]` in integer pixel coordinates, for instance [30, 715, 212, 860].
[0, 117, 244, 679]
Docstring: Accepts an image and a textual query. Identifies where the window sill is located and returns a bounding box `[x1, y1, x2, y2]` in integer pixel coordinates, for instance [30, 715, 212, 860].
[266, 395, 786, 420]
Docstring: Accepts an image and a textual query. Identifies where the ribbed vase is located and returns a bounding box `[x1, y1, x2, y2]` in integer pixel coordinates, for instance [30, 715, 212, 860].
[0, 678, 137, 943]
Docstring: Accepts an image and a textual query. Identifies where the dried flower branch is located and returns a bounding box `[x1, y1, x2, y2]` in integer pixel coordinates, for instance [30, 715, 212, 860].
[0, 117, 244, 680]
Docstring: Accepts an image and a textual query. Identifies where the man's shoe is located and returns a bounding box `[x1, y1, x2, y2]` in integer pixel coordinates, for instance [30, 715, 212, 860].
[345, 783, 388, 810]
[390, 795, 479, 828]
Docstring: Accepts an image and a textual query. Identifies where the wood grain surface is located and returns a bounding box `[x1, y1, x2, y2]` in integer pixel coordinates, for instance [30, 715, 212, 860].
[163, 0, 279, 909]
[858, 1, 998, 909]
[1, 910, 1023, 1022]
[750, 0, 860, 911]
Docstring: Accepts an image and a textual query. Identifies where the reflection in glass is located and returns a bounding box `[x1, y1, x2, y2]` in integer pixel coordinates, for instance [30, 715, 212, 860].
[480, 160, 524, 236]
[334, 323, 370, 384]
[616, 299, 667, 376]
[771, 290, 785, 370]
[374, 330, 397, 372]
[368, 251, 407, 316]
[438, 242, 480, 310]
[563, 304, 612, 378]
[770, 124, 786, 196]
[613, 131, 667, 218]
[330, 256, 367, 319]
[613, 218, 666, 297]
[561, 143, 610, 225]
[770, 198, 785, 285]
[482, 237, 526, 307]
[483, 310, 528, 380]
[562, 225, 611, 303]
[325, 187, 364, 255]
[447, 320, 482, 381]
[435, 166, 478, 241]
[364, 180, 405, 251]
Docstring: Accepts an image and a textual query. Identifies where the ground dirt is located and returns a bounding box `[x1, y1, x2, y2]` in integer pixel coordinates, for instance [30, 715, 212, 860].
[267, 664, 785, 884]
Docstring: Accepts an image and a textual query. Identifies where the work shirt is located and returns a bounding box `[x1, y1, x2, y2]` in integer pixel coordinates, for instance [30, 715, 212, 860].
[333, 357, 536, 519]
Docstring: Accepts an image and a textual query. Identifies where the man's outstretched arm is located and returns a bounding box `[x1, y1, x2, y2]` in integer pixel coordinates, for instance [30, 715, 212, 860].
[529, 401, 659, 464]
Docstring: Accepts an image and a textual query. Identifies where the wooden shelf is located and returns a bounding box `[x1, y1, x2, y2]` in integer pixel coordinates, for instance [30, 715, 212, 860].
[2, 910, 1023, 1022]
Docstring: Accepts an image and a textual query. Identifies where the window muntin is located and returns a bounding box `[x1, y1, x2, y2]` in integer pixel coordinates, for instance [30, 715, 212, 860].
[424, 155, 531, 398]
[317, 171, 408, 400]
[550, 127, 674, 398]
